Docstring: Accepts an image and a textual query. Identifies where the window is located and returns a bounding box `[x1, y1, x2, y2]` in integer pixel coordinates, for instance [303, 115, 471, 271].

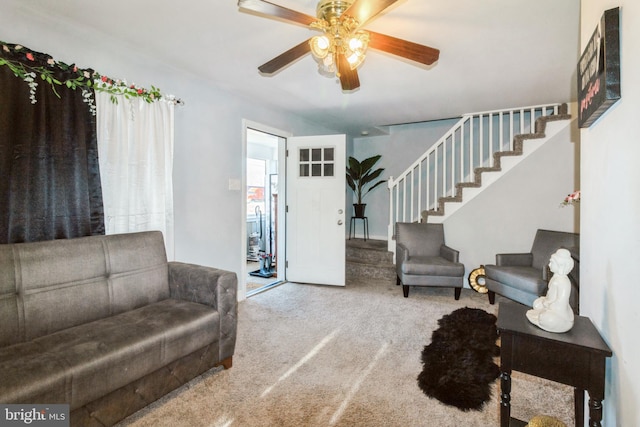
[247, 158, 266, 215]
[299, 147, 335, 177]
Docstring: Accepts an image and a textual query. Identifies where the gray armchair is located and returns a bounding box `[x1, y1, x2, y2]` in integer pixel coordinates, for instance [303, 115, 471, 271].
[484, 229, 580, 312]
[395, 222, 465, 298]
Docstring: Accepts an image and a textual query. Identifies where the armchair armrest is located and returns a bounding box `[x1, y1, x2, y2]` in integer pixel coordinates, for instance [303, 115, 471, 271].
[496, 253, 533, 267]
[440, 245, 460, 263]
[396, 242, 410, 263]
[168, 262, 238, 362]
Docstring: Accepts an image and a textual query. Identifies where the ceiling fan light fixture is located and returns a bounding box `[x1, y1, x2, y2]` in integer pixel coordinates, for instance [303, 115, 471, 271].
[323, 54, 335, 68]
[316, 52, 337, 76]
[346, 52, 363, 68]
[310, 35, 332, 58]
[345, 31, 369, 69]
[348, 36, 363, 51]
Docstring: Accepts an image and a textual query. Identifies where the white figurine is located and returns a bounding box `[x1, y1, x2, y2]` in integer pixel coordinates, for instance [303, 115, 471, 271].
[526, 248, 575, 333]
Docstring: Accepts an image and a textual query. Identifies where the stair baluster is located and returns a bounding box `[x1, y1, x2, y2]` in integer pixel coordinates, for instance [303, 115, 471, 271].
[387, 103, 570, 251]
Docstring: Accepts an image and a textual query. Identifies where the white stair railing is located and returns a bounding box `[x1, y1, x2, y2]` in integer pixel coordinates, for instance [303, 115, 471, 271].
[387, 103, 562, 245]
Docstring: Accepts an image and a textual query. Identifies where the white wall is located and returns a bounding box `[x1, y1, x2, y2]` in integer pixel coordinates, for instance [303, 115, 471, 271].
[444, 120, 579, 280]
[1, 4, 340, 301]
[580, 2, 640, 426]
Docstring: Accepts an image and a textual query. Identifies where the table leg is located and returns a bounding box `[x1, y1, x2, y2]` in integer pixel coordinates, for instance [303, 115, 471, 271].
[574, 388, 584, 427]
[500, 370, 512, 427]
[588, 396, 604, 427]
[364, 217, 369, 241]
[349, 217, 353, 240]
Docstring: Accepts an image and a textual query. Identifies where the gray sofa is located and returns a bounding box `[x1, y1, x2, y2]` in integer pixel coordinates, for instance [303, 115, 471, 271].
[484, 229, 579, 312]
[0, 231, 237, 426]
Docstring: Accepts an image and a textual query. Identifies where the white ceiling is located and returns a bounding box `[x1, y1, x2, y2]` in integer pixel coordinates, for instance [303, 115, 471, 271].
[7, 0, 580, 136]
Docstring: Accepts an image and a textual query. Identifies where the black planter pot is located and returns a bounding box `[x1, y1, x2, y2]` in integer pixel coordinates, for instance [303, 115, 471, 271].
[353, 203, 366, 218]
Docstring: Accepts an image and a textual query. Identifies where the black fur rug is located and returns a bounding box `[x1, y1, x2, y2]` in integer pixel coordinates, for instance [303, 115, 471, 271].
[417, 307, 500, 411]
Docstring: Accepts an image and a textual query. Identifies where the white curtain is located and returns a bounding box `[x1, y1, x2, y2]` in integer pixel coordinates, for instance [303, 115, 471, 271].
[96, 93, 175, 259]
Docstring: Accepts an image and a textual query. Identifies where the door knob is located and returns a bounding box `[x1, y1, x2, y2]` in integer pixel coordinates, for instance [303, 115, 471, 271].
[338, 220, 343, 225]
[338, 209, 344, 214]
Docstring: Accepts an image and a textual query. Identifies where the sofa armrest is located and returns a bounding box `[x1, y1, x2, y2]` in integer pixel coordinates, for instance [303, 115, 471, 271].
[168, 262, 236, 309]
[440, 245, 459, 263]
[168, 262, 237, 362]
[496, 253, 533, 267]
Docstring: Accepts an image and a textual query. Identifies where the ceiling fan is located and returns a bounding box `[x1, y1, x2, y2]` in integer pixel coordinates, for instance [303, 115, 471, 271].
[238, 0, 440, 91]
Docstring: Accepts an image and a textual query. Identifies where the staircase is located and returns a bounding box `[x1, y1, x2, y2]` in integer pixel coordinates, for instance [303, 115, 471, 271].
[387, 103, 572, 250]
[346, 238, 395, 282]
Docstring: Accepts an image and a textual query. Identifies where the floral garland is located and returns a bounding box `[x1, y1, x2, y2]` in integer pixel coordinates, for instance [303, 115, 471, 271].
[0, 42, 168, 115]
[561, 190, 581, 207]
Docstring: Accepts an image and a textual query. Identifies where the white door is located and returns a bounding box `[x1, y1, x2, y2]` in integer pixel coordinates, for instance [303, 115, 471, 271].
[286, 135, 346, 286]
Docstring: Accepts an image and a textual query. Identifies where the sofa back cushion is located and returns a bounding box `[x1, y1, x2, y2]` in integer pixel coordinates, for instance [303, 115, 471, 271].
[0, 231, 169, 347]
[530, 229, 580, 271]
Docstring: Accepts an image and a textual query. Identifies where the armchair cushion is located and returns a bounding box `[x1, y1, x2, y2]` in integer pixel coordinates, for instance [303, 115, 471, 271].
[483, 265, 546, 295]
[401, 255, 465, 276]
[496, 253, 533, 267]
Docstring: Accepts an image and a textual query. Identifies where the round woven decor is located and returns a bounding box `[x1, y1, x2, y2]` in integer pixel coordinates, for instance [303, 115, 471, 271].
[468, 266, 488, 293]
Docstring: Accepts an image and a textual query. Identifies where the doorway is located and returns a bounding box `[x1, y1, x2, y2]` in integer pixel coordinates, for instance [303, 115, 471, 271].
[243, 124, 287, 297]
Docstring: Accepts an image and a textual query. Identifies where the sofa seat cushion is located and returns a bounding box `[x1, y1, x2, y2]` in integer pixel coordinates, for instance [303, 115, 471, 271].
[401, 256, 464, 277]
[484, 265, 546, 295]
[0, 298, 219, 410]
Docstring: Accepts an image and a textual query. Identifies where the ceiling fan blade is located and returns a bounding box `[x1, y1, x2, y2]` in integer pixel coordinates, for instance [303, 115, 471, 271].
[342, 0, 398, 26]
[258, 39, 312, 75]
[337, 54, 360, 91]
[238, 0, 317, 26]
[368, 31, 440, 65]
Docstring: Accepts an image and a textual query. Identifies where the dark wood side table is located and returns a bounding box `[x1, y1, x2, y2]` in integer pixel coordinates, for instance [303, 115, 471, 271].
[497, 302, 612, 427]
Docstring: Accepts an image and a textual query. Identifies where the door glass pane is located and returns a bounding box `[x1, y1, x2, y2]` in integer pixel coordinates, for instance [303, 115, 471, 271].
[300, 149, 309, 162]
[312, 164, 322, 176]
[312, 148, 322, 162]
[324, 148, 334, 161]
[324, 164, 334, 177]
[300, 164, 309, 177]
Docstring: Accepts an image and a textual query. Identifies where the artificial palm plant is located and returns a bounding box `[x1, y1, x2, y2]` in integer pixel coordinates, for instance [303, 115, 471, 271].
[346, 155, 386, 217]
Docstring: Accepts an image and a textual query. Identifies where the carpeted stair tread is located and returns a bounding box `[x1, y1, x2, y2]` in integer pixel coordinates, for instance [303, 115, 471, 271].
[346, 238, 388, 251]
[346, 258, 396, 281]
[346, 239, 395, 281]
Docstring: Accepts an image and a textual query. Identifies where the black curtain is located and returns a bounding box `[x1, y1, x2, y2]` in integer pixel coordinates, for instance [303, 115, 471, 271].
[0, 43, 104, 243]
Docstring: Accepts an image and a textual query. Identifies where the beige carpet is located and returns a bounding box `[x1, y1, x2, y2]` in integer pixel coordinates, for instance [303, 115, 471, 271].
[116, 279, 575, 427]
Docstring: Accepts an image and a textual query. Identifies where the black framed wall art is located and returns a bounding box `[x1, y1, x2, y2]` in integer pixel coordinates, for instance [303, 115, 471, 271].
[578, 7, 621, 128]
